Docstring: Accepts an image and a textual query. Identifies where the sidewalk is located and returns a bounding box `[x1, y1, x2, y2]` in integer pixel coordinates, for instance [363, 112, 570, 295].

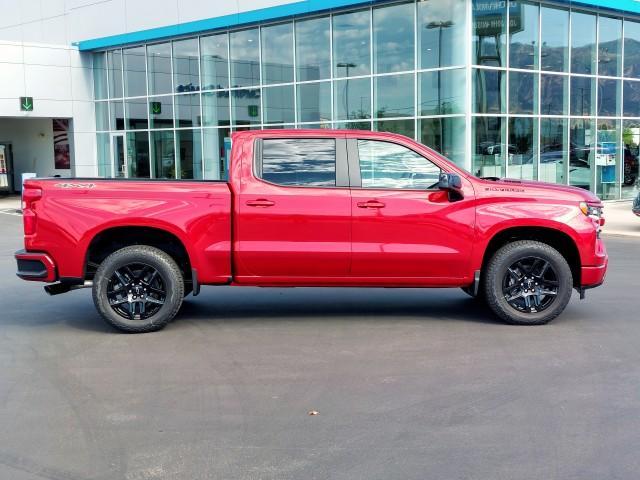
[1, 194, 638, 236]
[602, 200, 640, 238]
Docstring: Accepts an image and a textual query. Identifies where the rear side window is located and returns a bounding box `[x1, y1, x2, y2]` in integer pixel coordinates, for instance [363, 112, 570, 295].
[259, 138, 336, 187]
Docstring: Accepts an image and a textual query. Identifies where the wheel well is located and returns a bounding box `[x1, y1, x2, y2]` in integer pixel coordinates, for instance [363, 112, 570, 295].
[482, 227, 581, 286]
[85, 227, 192, 284]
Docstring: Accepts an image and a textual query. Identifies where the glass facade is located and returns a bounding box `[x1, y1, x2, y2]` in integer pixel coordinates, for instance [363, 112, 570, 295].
[93, 0, 640, 199]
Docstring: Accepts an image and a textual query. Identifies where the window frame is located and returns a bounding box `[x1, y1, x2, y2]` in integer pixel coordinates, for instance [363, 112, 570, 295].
[348, 138, 442, 191]
[253, 137, 349, 189]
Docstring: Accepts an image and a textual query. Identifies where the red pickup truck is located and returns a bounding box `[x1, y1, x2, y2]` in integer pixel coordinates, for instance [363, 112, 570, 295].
[15, 130, 608, 333]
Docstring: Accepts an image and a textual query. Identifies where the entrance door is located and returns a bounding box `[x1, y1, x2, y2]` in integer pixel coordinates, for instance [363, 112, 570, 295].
[0, 143, 14, 193]
[111, 134, 127, 178]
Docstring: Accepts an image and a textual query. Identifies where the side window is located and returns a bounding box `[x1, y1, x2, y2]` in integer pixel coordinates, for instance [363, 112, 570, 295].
[259, 138, 336, 187]
[357, 139, 441, 189]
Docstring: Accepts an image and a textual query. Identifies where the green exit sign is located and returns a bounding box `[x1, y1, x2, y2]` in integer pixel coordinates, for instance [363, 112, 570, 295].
[20, 97, 33, 112]
[150, 101, 162, 115]
[248, 105, 259, 117]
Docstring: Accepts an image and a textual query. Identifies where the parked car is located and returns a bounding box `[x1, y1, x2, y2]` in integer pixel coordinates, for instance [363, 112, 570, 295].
[15, 130, 608, 333]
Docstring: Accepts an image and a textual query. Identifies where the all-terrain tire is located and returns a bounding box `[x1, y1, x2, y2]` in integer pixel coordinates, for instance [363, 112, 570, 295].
[92, 245, 184, 333]
[483, 240, 573, 325]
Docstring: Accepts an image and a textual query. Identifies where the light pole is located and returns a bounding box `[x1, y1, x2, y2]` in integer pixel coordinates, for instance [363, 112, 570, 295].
[337, 62, 357, 119]
[426, 21, 453, 152]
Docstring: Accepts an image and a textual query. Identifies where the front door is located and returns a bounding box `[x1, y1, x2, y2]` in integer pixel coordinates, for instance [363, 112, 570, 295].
[111, 134, 127, 178]
[235, 135, 352, 282]
[348, 137, 476, 282]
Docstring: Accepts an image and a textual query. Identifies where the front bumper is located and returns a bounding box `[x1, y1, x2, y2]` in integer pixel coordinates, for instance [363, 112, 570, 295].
[15, 250, 57, 282]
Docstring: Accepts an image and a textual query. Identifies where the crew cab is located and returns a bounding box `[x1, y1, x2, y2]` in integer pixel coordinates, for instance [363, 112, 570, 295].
[15, 130, 608, 333]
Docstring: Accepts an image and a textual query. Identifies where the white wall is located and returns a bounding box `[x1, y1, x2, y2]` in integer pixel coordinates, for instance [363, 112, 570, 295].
[0, 118, 73, 188]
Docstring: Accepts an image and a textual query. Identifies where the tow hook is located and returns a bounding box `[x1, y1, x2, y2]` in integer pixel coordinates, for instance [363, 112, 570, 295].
[44, 281, 93, 296]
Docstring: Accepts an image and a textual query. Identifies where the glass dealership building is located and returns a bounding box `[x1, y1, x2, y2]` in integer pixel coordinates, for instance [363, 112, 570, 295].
[89, 0, 640, 200]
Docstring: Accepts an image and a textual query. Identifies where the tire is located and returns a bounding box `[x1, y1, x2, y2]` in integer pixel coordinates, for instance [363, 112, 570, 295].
[92, 245, 184, 333]
[483, 240, 573, 325]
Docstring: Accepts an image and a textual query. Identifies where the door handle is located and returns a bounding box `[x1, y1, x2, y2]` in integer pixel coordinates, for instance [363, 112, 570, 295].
[357, 200, 385, 209]
[246, 199, 275, 208]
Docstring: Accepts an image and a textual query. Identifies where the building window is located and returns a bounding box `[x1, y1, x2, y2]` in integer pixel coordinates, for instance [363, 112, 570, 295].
[230, 29, 260, 87]
[473, 0, 506, 67]
[296, 17, 331, 81]
[147, 43, 172, 96]
[333, 10, 371, 78]
[261, 23, 294, 85]
[509, 1, 539, 70]
[372, 2, 415, 74]
[571, 12, 597, 75]
[418, 0, 466, 69]
[540, 6, 569, 72]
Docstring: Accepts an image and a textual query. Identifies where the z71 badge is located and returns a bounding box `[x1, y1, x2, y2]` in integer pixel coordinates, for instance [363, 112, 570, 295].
[54, 183, 96, 189]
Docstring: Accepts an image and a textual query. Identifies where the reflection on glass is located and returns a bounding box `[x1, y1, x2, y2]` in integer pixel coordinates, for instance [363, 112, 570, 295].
[97, 133, 111, 177]
[148, 96, 174, 129]
[624, 20, 640, 78]
[173, 38, 200, 93]
[125, 98, 148, 130]
[540, 118, 568, 184]
[473, 116, 505, 177]
[509, 1, 539, 69]
[540, 74, 567, 115]
[472, 0, 506, 67]
[107, 50, 123, 98]
[176, 129, 202, 179]
[622, 120, 640, 198]
[571, 12, 597, 74]
[569, 118, 595, 190]
[95, 102, 109, 131]
[598, 79, 619, 117]
[374, 74, 414, 118]
[261, 139, 336, 186]
[570, 76, 595, 116]
[296, 17, 330, 81]
[419, 69, 465, 115]
[263, 85, 295, 124]
[151, 130, 175, 179]
[201, 33, 229, 90]
[375, 119, 415, 139]
[261, 23, 294, 84]
[202, 91, 230, 127]
[232, 89, 261, 126]
[419, 117, 466, 166]
[333, 10, 371, 77]
[334, 78, 371, 121]
[508, 117, 537, 180]
[175, 94, 201, 128]
[127, 131, 150, 178]
[624, 81, 640, 117]
[599, 16, 622, 77]
[334, 121, 372, 130]
[147, 43, 172, 95]
[230, 29, 260, 87]
[596, 119, 620, 200]
[509, 71, 536, 114]
[418, 0, 466, 69]
[297, 82, 331, 123]
[109, 100, 125, 130]
[473, 69, 504, 113]
[358, 139, 440, 190]
[93, 53, 108, 100]
[373, 2, 414, 74]
[203, 127, 231, 180]
[123, 46, 146, 97]
[541, 7, 569, 72]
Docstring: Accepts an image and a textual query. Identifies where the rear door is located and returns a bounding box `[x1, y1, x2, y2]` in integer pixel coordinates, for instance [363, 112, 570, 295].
[235, 134, 352, 282]
[348, 136, 476, 282]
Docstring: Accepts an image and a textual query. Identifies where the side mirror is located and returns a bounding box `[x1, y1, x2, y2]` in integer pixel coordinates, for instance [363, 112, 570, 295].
[438, 172, 462, 192]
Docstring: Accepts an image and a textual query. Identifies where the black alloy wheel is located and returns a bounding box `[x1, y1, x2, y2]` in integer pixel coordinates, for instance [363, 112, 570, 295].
[502, 257, 559, 314]
[107, 263, 166, 320]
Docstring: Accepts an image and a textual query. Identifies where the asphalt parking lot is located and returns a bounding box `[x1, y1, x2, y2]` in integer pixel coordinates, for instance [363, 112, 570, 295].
[1, 210, 639, 480]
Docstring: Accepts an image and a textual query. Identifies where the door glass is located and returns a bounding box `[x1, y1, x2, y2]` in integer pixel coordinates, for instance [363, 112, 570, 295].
[357, 140, 440, 189]
[113, 135, 126, 178]
[259, 138, 336, 186]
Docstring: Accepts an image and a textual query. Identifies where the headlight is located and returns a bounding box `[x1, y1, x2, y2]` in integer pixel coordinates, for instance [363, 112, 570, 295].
[580, 201, 605, 231]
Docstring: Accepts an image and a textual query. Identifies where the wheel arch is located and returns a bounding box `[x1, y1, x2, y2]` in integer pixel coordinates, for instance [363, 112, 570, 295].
[84, 225, 193, 285]
[480, 226, 582, 287]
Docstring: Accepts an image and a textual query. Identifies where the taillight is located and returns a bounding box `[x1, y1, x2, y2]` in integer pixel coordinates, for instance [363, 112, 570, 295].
[22, 186, 42, 235]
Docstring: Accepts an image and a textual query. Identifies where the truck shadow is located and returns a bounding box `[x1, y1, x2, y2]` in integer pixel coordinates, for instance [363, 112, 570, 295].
[173, 287, 502, 326]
